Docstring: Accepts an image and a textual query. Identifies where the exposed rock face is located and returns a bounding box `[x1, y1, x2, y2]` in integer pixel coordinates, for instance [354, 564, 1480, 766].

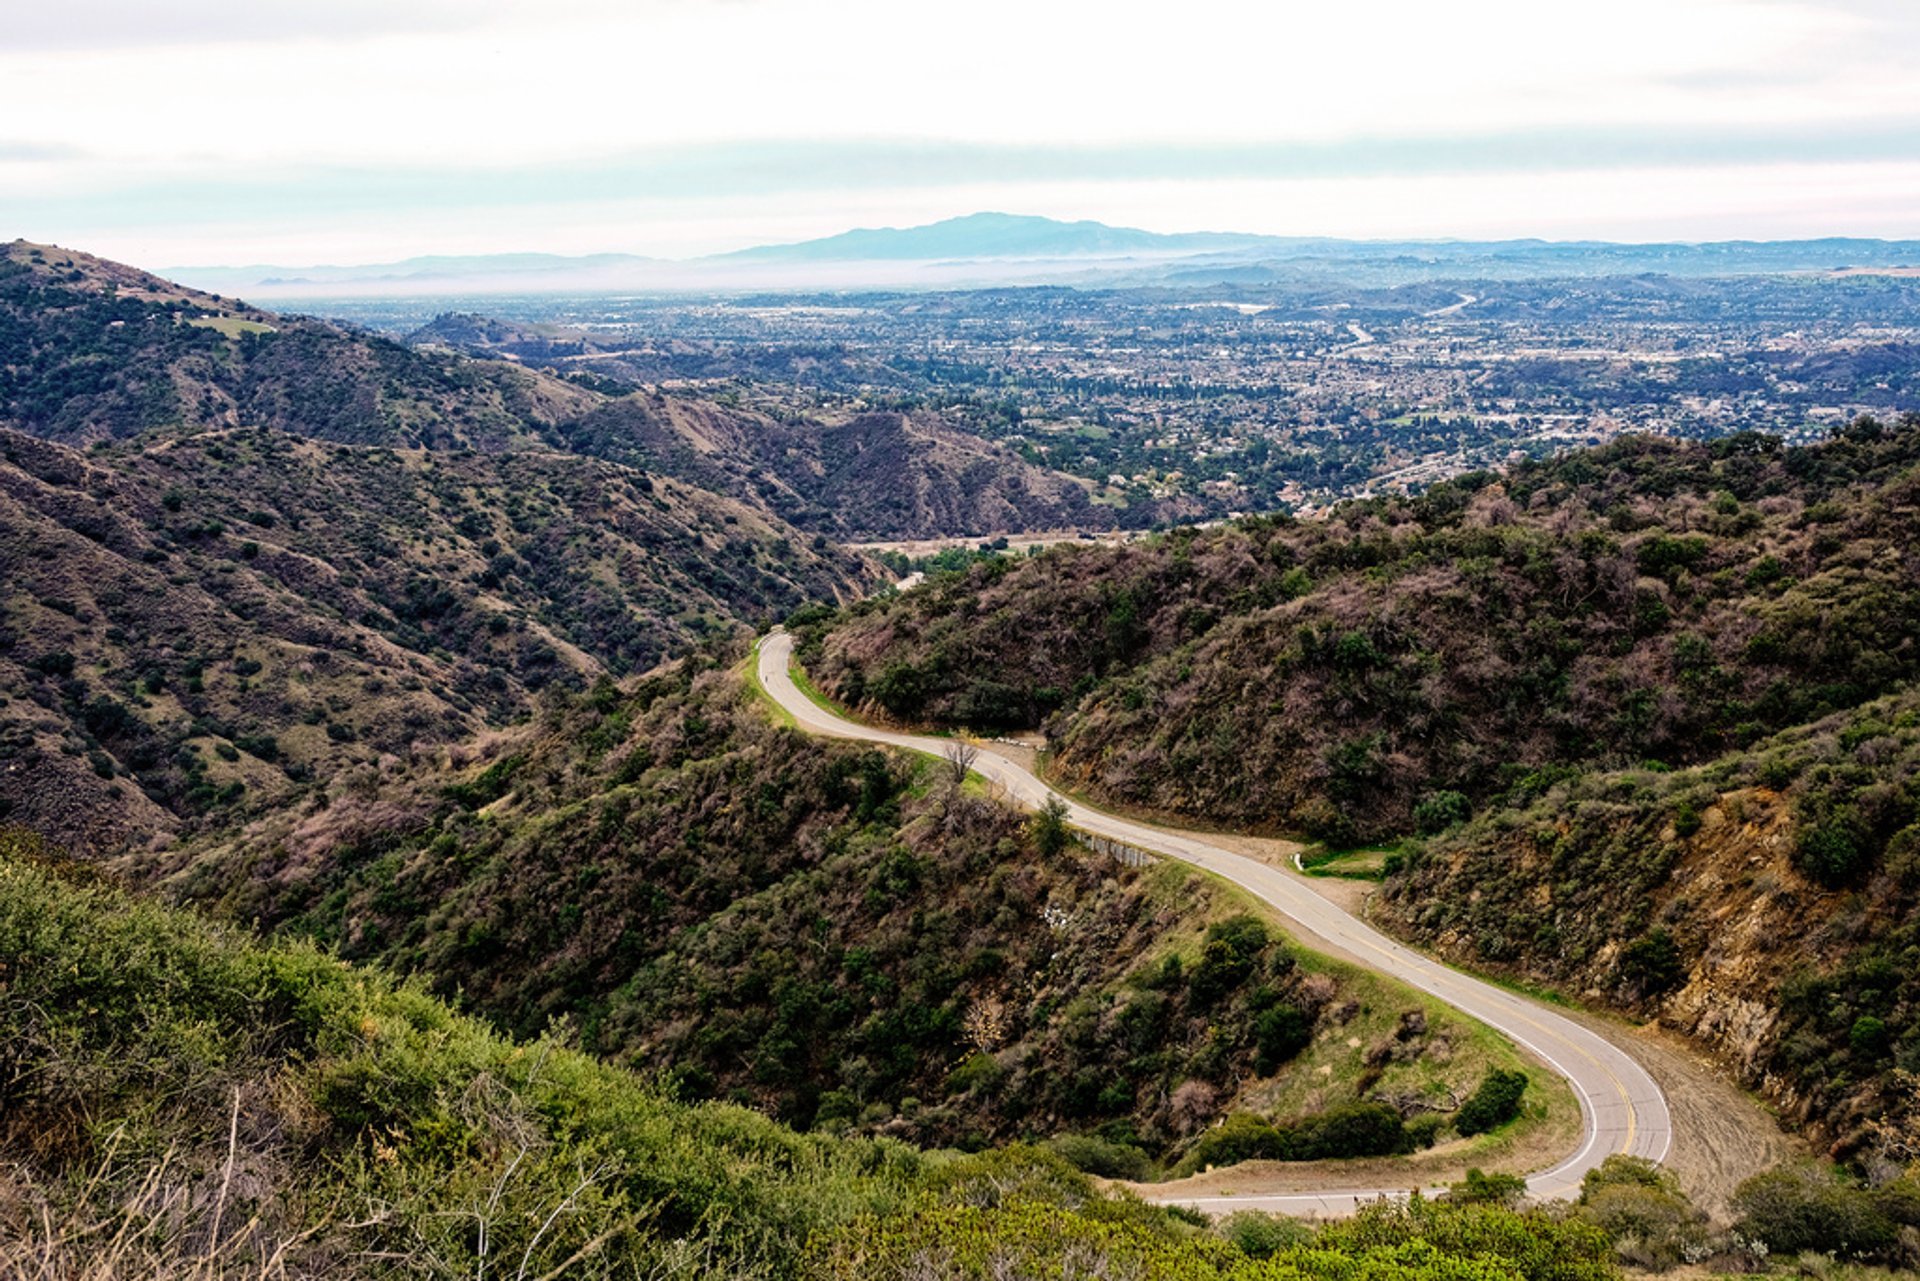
[1380, 724, 1920, 1166]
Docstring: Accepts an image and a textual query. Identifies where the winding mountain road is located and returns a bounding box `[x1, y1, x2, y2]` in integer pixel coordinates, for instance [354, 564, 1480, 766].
[756, 630, 1672, 1214]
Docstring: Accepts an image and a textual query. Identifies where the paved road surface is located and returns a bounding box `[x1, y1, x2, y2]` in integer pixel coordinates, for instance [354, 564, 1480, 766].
[757, 630, 1672, 1214]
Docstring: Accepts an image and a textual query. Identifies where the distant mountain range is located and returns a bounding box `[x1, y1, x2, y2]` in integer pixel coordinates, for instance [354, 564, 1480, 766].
[718, 211, 1289, 262]
[161, 212, 1920, 298]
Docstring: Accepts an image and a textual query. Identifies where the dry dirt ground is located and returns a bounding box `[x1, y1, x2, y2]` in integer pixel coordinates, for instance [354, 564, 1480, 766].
[1122, 1103, 1586, 1210]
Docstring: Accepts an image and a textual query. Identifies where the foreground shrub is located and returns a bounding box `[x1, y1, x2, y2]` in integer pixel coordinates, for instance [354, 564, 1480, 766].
[1730, 1164, 1917, 1263]
[809, 1194, 1619, 1281]
[1575, 1156, 1710, 1271]
[0, 838, 922, 1279]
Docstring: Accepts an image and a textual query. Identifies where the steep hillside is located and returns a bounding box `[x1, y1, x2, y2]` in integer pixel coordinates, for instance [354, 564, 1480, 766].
[805, 419, 1920, 840]
[154, 653, 1544, 1171]
[555, 395, 1115, 540]
[4, 242, 1125, 540]
[1375, 687, 1920, 1170]
[0, 426, 870, 852]
[0, 829, 1628, 1279]
[1, 240, 597, 449]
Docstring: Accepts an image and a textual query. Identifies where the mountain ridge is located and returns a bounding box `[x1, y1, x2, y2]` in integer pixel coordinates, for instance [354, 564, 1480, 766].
[152, 216, 1920, 297]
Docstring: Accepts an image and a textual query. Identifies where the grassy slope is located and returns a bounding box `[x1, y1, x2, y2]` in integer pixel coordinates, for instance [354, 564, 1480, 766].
[0, 830, 1632, 1280]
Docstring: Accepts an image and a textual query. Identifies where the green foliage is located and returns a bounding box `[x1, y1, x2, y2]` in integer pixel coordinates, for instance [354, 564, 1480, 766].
[1218, 1210, 1316, 1259]
[1045, 1132, 1154, 1181]
[1030, 793, 1073, 857]
[1175, 1103, 1413, 1175]
[442, 751, 525, 809]
[1190, 914, 1270, 1006]
[1316, 1196, 1617, 1281]
[1416, 790, 1473, 834]
[0, 832, 924, 1278]
[1451, 1169, 1529, 1206]
[1574, 1156, 1710, 1271]
[869, 662, 929, 718]
[1730, 1165, 1915, 1263]
[809, 1193, 1613, 1281]
[1252, 1003, 1312, 1074]
[1454, 1069, 1529, 1137]
[1616, 928, 1685, 1000]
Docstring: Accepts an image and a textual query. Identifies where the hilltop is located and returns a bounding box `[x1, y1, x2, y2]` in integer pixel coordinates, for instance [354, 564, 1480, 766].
[805, 420, 1920, 839]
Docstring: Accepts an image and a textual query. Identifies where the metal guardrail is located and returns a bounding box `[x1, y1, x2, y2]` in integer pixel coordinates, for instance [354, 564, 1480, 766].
[1079, 830, 1158, 868]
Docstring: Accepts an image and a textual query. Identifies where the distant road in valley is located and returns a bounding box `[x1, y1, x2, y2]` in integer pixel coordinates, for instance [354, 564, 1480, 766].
[756, 630, 1673, 1215]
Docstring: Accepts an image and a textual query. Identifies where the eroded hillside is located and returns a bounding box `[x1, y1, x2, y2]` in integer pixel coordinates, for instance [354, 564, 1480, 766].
[1376, 688, 1920, 1170]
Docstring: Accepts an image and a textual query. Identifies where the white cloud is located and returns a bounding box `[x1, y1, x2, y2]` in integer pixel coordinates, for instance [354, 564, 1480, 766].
[3, 0, 1918, 259]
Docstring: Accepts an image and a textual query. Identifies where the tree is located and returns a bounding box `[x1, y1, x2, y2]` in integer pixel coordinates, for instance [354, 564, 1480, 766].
[1032, 796, 1072, 858]
[942, 738, 979, 796]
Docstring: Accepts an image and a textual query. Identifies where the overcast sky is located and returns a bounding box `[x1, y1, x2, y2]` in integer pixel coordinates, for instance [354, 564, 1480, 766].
[5, 0, 1920, 265]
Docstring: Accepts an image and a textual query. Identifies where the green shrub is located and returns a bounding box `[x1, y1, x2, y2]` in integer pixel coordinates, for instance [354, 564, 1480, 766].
[1189, 914, 1268, 1006]
[1415, 790, 1472, 834]
[1731, 1164, 1900, 1261]
[1252, 1003, 1312, 1074]
[1290, 1102, 1411, 1159]
[1616, 929, 1685, 999]
[1179, 1113, 1289, 1172]
[1455, 1069, 1529, 1137]
[1450, 1168, 1528, 1205]
[1045, 1133, 1152, 1181]
[1796, 821, 1868, 886]
[1576, 1156, 1708, 1272]
[1217, 1209, 1314, 1258]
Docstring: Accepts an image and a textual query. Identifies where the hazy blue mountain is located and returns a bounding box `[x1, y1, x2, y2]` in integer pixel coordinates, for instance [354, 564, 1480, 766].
[160, 215, 1920, 299]
[718, 211, 1294, 261]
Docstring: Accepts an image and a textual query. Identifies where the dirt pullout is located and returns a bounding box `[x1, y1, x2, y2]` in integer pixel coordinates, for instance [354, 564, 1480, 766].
[1176, 833, 1796, 1218]
[1302, 875, 1796, 1218]
[1001, 740, 1791, 1217]
[1571, 1017, 1800, 1219]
